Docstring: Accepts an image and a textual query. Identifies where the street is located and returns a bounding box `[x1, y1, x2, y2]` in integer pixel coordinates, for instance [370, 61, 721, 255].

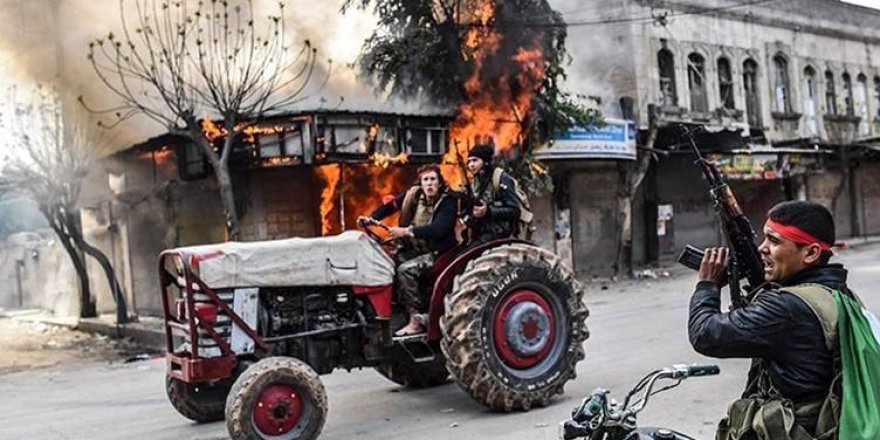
[1, 243, 878, 440]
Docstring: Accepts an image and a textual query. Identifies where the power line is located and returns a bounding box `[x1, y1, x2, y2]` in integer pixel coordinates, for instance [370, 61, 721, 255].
[486, 0, 781, 29]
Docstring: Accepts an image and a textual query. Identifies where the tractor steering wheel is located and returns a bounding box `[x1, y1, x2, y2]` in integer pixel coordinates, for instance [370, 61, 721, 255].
[358, 218, 399, 246]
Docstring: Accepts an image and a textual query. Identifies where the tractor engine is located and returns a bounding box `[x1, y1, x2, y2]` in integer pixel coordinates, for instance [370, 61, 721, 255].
[259, 288, 369, 374]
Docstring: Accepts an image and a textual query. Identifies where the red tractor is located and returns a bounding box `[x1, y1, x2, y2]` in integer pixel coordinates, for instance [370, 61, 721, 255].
[158, 224, 589, 439]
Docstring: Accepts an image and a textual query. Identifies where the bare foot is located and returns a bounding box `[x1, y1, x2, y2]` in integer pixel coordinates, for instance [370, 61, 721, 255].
[394, 321, 425, 336]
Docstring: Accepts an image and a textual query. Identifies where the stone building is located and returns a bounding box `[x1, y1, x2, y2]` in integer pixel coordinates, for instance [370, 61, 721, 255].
[560, 0, 880, 273]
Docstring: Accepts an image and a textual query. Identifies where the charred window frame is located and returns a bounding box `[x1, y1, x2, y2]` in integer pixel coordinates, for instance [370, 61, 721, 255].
[843, 73, 855, 116]
[743, 59, 762, 127]
[773, 55, 791, 113]
[257, 128, 305, 159]
[825, 71, 839, 115]
[687, 53, 708, 113]
[658, 49, 677, 106]
[179, 140, 208, 180]
[405, 126, 447, 156]
[316, 117, 399, 156]
[717, 57, 735, 110]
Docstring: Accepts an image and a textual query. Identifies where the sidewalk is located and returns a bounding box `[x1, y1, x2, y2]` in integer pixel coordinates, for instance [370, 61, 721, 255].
[0, 310, 165, 352]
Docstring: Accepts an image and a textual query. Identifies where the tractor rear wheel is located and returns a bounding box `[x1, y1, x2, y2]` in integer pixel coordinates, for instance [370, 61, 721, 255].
[440, 243, 589, 412]
[226, 357, 327, 440]
[166, 376, 231, 423]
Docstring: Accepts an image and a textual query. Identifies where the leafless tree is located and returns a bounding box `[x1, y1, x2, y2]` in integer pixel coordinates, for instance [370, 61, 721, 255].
[84, 0, 324, 239]
[0, 86, 128, 322]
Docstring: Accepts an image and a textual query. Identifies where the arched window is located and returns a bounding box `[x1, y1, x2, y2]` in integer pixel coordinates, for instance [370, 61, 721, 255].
[717, 57, 735, 109]
[803, 67, 818, 135]
[874, 76, 880, 119]
[857, 74, 869, 135]
[773, 55, 791, 113]
[658, 49, 677, 106]
[825, 71, 838, 115]
[688, 53, 708, 112]
[843, 73, 855, 116]
[743, 59, 761, 126]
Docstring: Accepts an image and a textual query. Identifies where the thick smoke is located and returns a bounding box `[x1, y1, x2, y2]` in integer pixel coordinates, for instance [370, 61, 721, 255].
[0, 0, 435, 155]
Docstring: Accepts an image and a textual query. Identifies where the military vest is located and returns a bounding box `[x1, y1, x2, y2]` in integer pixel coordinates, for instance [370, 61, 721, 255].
[716, 283, 842, 440]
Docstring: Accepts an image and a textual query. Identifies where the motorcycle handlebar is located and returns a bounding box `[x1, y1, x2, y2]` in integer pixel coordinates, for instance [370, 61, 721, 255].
[687, 364, 720, 377]
[663, 364, 720, 379]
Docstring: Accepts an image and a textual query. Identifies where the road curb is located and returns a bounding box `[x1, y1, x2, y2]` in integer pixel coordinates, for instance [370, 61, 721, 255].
[75, 318, 166, 352]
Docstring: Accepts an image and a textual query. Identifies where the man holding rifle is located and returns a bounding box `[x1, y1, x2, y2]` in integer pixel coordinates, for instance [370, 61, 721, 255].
[689, 201, 853, 439]
[680, 123, 880, 439]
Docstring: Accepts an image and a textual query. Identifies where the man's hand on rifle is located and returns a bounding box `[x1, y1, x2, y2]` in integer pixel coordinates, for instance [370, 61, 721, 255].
[473, 201, 487, 219]
[699, 247, 729, 284]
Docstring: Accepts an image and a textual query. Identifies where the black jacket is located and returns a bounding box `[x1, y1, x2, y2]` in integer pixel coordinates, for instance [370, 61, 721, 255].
[468, 167, 520, 241]
[688, 264, 849, 402]
[369, 189, 457, 254]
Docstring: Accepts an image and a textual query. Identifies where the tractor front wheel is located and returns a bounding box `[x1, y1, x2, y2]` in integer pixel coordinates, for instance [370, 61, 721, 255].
[225, 357, 327, 440]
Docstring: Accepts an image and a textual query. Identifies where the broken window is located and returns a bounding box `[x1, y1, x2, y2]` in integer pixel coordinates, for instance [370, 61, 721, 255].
[180, 140, 207, 180]
[405, 127, 447, 155]
[258, 130, 304, 158]
[688, 53, 708, 112]
[773, 55, 791, 113]
[843, 73, 855, 116]
[657, 49, 677, 106]
[743, 59, 761, 127]
[825, 71, 838, 115]
[717, 57, 735, 110]
[803, 67, 818, 136]
[857, 74, 869, 135]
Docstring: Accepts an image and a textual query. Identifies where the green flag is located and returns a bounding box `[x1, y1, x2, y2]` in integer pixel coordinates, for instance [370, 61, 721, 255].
[834, 290, 880, 440]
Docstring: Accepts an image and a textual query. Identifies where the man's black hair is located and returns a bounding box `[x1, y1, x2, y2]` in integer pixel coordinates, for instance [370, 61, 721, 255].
[768, 200, 835, 263]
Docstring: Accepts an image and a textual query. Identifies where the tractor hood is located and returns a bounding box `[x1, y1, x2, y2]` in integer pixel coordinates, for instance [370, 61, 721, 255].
[163, 231, 394, 288]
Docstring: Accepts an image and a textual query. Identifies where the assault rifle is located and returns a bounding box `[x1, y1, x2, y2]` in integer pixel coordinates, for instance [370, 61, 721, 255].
[676, 126, 765, 308]
[453, 141, 474, 244]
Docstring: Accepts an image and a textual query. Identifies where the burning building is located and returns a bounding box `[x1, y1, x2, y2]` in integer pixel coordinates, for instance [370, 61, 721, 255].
[83, 110, 451, 315]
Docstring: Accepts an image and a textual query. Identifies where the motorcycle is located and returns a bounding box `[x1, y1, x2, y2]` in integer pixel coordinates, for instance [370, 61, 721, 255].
[559, 364, 720, 440]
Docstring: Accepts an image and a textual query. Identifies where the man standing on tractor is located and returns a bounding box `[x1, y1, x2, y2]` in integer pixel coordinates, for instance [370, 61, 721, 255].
[689, 201, 880, 440]
[464, 144, 521, 247]
[359, 164, 457, 336]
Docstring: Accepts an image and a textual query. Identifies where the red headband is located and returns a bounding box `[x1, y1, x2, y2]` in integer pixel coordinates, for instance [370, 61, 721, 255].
[765, 218, 833, 252]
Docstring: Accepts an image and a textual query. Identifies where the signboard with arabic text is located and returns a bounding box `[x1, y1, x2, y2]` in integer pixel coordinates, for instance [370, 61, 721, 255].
[536, 118, 637, 160]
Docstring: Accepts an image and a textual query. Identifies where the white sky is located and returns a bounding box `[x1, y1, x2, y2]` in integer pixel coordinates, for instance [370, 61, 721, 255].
[842, 0, 880, 9]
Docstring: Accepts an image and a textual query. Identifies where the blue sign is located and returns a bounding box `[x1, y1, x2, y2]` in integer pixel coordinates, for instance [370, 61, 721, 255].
[537, 118, 637, 160]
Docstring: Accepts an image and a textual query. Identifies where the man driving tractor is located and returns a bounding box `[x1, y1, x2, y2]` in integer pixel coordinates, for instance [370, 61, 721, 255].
[359, 164, 457, 336]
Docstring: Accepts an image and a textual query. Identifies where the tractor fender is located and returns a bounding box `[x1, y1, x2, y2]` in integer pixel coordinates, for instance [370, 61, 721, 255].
[426, 238, 530, 340]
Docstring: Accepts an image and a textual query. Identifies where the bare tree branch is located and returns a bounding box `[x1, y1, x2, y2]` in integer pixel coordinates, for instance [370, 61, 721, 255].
[84, 0, 324, 238]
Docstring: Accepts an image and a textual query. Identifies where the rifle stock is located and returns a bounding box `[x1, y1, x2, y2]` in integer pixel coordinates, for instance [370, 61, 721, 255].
[677, 126, 765, 308]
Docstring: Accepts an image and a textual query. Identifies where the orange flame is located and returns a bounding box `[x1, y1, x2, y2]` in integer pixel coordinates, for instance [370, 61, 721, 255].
[445, 0, 547, 166]
[314, 164, 415, 236]
[370, 152, 410, 168]
[314, 164, 342, 235]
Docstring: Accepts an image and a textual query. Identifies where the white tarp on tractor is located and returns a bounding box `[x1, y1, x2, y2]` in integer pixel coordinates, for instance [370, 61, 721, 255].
[166, 231, 394, 288]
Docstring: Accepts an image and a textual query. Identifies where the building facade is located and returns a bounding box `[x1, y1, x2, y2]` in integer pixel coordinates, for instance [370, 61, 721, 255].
[562, 0, 880, 271]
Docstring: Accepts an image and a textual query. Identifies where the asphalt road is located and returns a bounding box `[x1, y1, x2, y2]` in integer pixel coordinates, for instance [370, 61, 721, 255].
[2, 243, 878, 440]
